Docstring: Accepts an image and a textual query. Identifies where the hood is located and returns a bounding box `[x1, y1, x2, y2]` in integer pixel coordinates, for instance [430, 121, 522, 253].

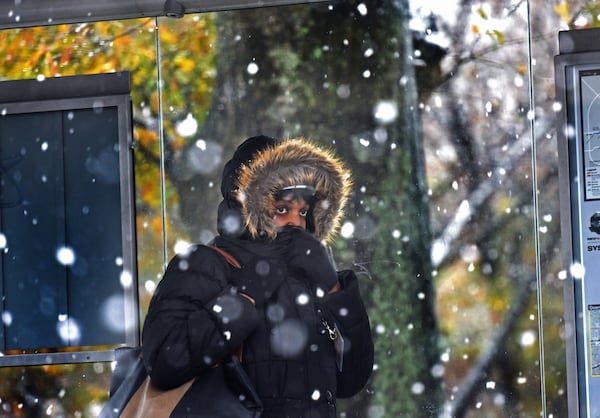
[217, 135, 280, 238]
[236, 137, 352, 242]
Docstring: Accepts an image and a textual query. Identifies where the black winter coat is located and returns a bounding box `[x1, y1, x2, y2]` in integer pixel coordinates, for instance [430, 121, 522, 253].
[142, 235, 374, 418]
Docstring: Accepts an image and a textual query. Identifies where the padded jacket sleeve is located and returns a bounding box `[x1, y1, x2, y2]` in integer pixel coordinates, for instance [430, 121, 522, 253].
[141, 245, 260, 390]
[325, 269, 374, 398]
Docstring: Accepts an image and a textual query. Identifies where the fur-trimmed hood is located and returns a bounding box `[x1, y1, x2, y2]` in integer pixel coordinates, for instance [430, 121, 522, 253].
[235, 138, 351, 242]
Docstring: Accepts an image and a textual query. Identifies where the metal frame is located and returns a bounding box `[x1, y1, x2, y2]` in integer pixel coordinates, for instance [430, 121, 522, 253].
[0, 0, 329, 29]
[555, 27, 600, 418]
[0, 72, 138, 366]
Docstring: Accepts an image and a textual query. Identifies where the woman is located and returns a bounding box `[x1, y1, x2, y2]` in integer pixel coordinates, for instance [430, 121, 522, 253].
[142, 135, 374, 418]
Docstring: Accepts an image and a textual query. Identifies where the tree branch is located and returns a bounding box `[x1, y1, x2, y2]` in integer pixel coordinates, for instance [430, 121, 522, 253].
[430, 117, 553, 268]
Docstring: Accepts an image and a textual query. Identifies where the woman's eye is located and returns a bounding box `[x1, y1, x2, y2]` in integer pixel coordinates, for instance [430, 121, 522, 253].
[275, 207, 287, 215]
[299, 209, 308, 217]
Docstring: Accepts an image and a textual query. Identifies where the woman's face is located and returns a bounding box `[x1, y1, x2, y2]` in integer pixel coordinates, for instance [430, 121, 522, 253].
[272, 195, 309, 229]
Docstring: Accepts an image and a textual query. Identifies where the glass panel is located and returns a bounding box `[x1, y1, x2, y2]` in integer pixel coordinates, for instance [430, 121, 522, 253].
[530, 1, 569, 416]
[0, 19, 159, 414]
[0, 0, 582, 416]
[411, 1, 547, 416]
[153, 1, 549, 416]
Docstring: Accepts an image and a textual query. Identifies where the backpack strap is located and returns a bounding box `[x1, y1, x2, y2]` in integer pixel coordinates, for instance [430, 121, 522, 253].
[209, 245, 241, 269]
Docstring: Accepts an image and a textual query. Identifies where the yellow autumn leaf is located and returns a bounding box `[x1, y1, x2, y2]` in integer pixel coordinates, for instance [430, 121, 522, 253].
[488, 29, 505, 45]
[174, 55, 195, 73]
[471, 24, 480, 34]
[151, 212, 164, 235]
[553, 2, 570, 23]
[101, 59, 117, 72]
[159, 27, 178, 44]
[28, 47, 44, 67]
[496, 194, 514, 215]
[113, 34, 131, 48]
[136, 128, 159, 148]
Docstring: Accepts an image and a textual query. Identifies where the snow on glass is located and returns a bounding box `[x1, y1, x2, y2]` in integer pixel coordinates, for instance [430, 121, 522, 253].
[176, 134, 224, 179]
[520, 330, 536, 347]
[247, 62, 259, 75]
[57, 314, 82, 345]
[271, 319, 308, 358]
[374, 101, 398, 124]
[56, 245, 76, 266]
[56, 244, 133, 336]
[175, 112, 198, 137]
[570, 262, 585, 280]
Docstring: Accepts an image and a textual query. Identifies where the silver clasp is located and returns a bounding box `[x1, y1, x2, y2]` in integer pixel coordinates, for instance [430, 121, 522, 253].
[322, 320, 337, 340]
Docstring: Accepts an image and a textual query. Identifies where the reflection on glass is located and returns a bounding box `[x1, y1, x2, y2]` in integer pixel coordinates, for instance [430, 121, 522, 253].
[0, 0, 579, 415]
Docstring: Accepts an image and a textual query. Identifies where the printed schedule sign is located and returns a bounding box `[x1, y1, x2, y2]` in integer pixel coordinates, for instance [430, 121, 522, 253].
[580, 70, 600, 200]
[570, 65, 600, 418]
[589, 305, 600, 377]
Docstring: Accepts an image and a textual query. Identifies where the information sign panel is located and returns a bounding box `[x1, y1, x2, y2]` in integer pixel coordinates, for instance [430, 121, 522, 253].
[555, 28, 600, 418]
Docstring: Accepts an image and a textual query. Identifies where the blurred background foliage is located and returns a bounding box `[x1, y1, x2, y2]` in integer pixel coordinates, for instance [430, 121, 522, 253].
[0, 0, 597, 416]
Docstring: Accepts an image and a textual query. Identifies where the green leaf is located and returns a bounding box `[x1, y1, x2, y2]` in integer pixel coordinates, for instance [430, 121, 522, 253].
[488, 29, 505, 45]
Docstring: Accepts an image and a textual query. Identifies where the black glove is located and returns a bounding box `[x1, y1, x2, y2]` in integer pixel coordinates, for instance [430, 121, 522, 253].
[228, 254, 286, 307]
[276, 226, 338, 294]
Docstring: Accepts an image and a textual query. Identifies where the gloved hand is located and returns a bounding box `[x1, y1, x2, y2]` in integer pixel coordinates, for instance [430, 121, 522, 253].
[276, 226, 338, 294]
[228, 255, 285, 307]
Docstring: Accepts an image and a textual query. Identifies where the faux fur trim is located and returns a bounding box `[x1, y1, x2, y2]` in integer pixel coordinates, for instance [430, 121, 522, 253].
[236, 137, 351, 242]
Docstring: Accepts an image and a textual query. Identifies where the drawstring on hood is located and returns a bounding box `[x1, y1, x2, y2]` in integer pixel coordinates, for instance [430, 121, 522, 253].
[236, 137, 352, 242]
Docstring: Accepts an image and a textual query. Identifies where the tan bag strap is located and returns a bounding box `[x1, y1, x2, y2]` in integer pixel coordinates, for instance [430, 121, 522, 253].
[210, 244, 245, 362]
[210, 245, 241, 269]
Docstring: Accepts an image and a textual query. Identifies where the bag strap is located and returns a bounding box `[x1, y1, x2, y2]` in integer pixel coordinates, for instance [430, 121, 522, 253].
[209, 244, 245, 362]
[210, 245, 241, 269]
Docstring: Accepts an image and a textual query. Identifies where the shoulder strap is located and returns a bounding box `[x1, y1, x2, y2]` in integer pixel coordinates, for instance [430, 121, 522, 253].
[210, 245, 241, 269]
[209, 245, 244, 361]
